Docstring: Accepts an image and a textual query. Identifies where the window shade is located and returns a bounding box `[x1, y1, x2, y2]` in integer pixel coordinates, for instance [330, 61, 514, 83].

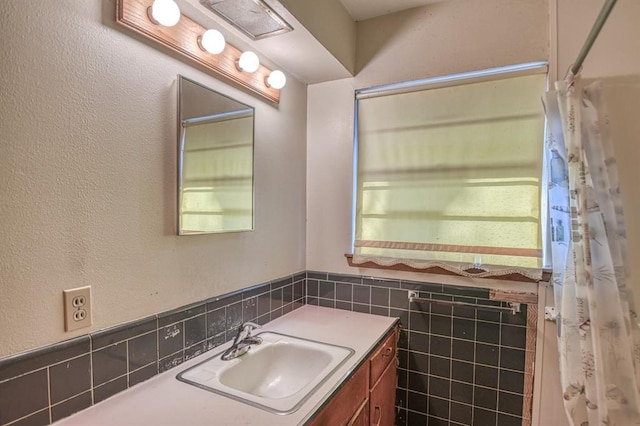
[354, 71, 547, 269]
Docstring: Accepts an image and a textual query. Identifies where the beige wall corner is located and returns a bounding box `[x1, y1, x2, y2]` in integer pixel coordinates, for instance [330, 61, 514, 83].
[278, 0, 357, 75]
[355, 0, 548, 87]
[306, 78, 356, 271]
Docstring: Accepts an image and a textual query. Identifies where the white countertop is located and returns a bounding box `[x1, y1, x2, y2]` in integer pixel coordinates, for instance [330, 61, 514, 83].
[55, 306, 397, 426]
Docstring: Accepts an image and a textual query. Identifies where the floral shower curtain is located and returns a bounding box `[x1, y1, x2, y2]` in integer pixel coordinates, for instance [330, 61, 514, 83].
[545, 76, 640, 425]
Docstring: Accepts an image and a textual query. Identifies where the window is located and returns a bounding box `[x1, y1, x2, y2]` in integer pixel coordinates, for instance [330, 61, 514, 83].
[352, 63, 548, 272]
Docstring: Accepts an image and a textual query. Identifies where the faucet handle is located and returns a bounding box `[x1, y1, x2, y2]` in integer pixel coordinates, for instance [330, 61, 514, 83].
[241, 322, 261, 333]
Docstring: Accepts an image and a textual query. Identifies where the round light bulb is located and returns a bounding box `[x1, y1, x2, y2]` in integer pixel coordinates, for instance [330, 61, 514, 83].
[237, 51, 260, 73]
[199, 29, 226, 54]
[149, 0, 180, 27]
[266, 70, 286, 89]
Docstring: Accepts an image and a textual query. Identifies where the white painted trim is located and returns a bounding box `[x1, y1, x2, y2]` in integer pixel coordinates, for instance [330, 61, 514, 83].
[531, 282, 548, 426]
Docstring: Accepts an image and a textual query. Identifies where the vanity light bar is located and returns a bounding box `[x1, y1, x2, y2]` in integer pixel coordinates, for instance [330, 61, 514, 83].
[116, 0, 285, 103]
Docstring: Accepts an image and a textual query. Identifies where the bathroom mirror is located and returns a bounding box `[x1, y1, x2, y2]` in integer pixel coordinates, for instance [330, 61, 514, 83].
[178, 76, 255, 235]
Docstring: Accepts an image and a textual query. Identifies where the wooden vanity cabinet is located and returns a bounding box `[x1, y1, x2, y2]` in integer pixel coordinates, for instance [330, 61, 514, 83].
[307, 327, 398, 426]
[308, 364, 369, 426]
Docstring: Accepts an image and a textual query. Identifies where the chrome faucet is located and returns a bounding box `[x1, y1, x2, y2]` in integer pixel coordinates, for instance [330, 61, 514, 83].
[221, 321, 262, 361]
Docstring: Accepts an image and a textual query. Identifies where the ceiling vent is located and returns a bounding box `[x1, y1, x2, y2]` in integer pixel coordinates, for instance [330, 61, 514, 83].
[199, 0, 293, 40]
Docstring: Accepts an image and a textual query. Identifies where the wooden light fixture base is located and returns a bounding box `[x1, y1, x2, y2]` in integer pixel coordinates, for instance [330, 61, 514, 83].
[116, 0, 280, 104]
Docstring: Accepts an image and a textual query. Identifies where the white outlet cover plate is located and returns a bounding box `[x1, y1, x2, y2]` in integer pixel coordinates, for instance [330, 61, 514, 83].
[63, 286, 92, 331]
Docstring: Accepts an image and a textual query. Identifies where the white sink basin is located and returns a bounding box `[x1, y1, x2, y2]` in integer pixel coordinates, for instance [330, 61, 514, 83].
[176, 332, 354, 414]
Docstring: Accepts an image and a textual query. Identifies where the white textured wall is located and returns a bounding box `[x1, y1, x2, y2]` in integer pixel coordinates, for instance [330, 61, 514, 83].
[0, 0, 307, 357]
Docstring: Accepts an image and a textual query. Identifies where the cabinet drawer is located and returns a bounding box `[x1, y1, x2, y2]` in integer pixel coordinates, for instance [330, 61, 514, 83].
[369, 329, 397, 386]
[308, 363, 369, 426]
[369, 360, 397, 426]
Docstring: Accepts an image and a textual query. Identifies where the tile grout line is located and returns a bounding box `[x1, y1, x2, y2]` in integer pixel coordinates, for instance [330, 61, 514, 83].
[470, 313, 478, 426]
[125, 340, 131, 390]
[0, 348, 93, 386]
[496, 302, 505, 426]
[3, 407, 50, 426]
[46, 365, 52, 425]
[403, 392, 525, 415]
[448, 311, 454, 422]
[49, 389, 92, 409]
[94, 372, 128, 391]
[89, 334, 95, 407]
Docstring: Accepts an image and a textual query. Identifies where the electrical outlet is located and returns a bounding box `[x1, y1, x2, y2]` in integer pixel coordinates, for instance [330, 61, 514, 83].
[63, 286, 92, 331]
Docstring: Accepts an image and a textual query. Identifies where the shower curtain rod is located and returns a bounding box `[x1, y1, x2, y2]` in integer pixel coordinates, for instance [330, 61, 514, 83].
[566, 0, 618, 81]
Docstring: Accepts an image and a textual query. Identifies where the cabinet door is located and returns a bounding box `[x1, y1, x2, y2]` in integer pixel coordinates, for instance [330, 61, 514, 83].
[370, 331, 397, 385]
[347, 399, 369, 426]
[369, 360, 396, 426]
[308, 365, 369, 426]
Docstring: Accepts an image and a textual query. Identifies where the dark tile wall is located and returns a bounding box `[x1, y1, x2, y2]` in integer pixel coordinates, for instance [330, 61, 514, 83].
[0, 270, 529, 426]
[0, 272, 305, 426]
[306, 271, 529, 426]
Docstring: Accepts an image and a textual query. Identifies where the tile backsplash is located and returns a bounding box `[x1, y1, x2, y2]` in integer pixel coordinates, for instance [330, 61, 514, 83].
[0, 273, 305, 426]
[305, 271, 534, 426]
[0, 271, 534, 426]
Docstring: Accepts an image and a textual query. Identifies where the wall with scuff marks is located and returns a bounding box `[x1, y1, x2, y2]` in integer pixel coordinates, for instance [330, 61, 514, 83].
[0, 0, 307, 357]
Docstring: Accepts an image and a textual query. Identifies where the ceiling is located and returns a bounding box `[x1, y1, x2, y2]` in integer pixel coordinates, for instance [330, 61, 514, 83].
[179, 0, 445, 85]
[181, 0, 353, 84]
[339, 0, 443, 21]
